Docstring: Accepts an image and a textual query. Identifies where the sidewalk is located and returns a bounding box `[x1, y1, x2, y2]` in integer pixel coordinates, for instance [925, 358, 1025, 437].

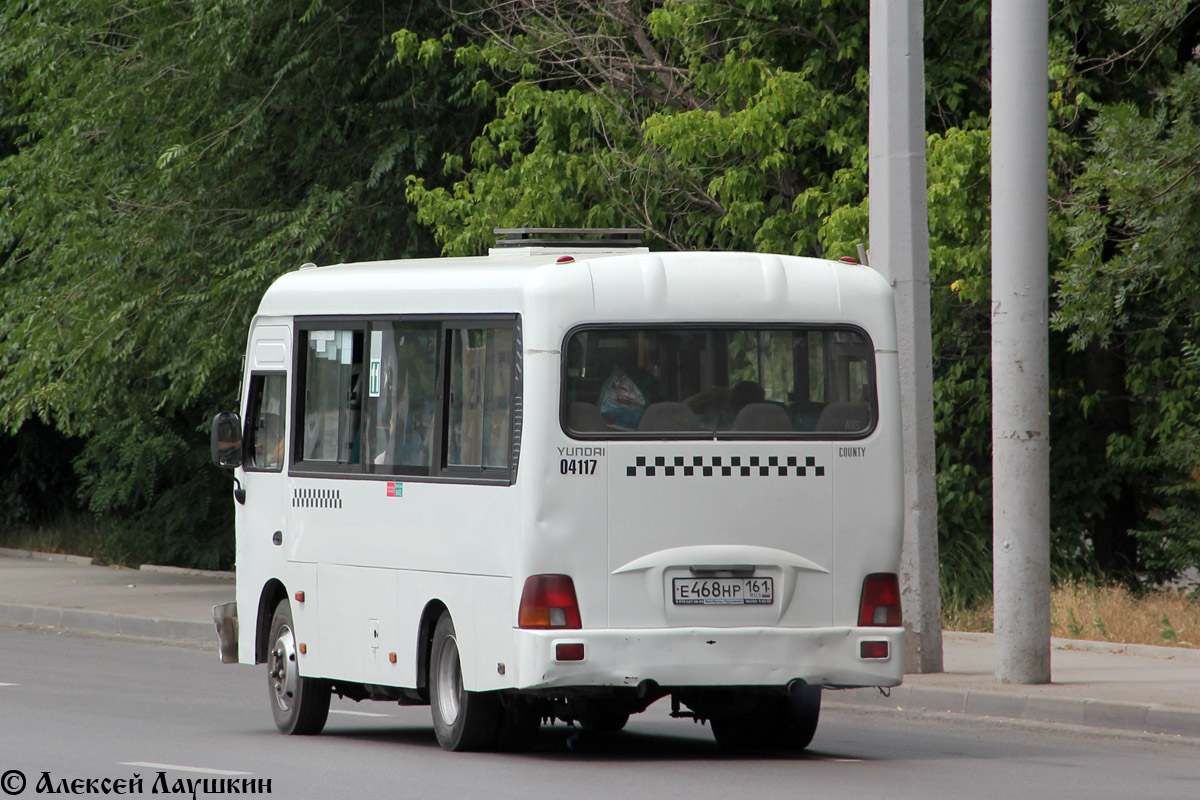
[1, 551, 1198, 739]
[826, 632, 1200, 738]
[0, 548, 230, 644]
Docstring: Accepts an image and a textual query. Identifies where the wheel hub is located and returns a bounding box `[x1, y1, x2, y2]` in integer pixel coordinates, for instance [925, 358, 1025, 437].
[270, 623, 299, 712]
[435, 634, 462, 725]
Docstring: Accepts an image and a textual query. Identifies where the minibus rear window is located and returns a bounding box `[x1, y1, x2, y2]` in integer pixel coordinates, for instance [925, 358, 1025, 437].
[562, 326, 876, 438]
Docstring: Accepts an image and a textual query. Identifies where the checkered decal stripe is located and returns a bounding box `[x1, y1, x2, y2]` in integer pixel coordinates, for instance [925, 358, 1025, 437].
[625, 455, 825, 478]
[293, 488, 343, 509]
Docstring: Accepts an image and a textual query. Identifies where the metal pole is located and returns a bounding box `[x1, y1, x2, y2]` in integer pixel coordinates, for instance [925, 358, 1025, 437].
[991, 0, 1051, 685]
[869, 0, 943, 673]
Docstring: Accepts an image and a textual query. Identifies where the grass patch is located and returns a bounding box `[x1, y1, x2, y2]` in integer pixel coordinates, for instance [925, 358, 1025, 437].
[947, 581, 1200, 649]
[0, 513, 126, 566]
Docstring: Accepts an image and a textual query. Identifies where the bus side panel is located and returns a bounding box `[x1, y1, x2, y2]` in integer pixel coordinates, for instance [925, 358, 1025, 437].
[466, 574, 516, 692]
[307, 566, 515, 692]
[314, 564, 368, 683]
[288, 562, 320, 676]
[391, 570, 515, 692]
[287, 480, 515, 579]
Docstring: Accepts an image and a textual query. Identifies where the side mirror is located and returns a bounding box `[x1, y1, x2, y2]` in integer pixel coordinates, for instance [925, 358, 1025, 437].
[211, 411, 244, 470]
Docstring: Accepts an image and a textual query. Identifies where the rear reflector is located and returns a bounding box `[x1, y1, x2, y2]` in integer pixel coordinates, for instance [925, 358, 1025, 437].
[858, 573, 902, 627]
[860, 640, 889, 660]
[518, 574, 582, 629]
[555, 643, 585, 661]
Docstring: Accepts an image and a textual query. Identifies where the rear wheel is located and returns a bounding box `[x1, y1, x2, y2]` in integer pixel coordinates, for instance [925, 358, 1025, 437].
[495, 695, 542, 751]
[711, 686, 821, 752]
[429, 612, 501, 751]
[771, 685, 821, 750]
[267, 599, 330, 735]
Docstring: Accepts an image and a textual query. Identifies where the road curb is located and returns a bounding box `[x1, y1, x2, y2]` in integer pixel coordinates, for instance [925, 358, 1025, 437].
[0, 547, 97, 566]
[824, 683, 1200, 738]
[139, 563, 235, 579]
[0, 602, 215, 645]
[946, 630, 1200, 663]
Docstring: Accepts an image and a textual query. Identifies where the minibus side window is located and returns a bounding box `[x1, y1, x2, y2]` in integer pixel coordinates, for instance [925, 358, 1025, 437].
[244, 373, 286, 472]
[446, 326, 514, 470]
[297, 329, 364, 465]
[366, 322, 439, 474]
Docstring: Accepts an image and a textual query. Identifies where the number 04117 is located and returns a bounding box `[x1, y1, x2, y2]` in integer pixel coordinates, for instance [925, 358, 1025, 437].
[560, 458, 598, 475]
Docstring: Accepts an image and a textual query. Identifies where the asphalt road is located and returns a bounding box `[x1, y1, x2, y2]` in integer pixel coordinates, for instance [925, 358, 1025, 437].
[1, 626, 1198, 799]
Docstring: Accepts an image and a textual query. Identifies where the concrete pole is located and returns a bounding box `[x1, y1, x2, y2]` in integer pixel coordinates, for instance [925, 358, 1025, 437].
[869, 0, 943, 673]
[991, 0, 1051, 684]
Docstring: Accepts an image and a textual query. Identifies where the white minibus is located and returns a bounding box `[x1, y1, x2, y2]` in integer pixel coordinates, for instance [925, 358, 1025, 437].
[211, 228, 905, 752]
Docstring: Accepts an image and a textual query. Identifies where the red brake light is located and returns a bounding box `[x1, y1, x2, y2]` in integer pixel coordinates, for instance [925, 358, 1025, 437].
[518, 574, 582, 629]
[858, 573, 902, 627]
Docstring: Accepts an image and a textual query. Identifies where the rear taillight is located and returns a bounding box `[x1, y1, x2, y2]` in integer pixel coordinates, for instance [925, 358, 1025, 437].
[518, 574, 582, 629]
[858, 573, 902, 627]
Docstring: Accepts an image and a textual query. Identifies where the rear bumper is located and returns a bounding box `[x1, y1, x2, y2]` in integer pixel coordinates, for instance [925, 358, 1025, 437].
[512, 625, 904, 691]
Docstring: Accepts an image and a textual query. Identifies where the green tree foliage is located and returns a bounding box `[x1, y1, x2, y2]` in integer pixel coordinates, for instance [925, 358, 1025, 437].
[2, 0, 1197, 597]
[406, 0, 878, 256]
[1054, 2, 1200, 583]
[0, 0, 486, 567]
[0, 419, 81, 529]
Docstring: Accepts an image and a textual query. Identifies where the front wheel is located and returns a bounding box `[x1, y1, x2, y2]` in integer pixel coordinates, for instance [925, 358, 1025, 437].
[429, 612, 501, 751]
[267, 599, 330, 735]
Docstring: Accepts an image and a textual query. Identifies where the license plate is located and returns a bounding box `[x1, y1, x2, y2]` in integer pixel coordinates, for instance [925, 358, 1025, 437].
[672, 577, 774, 606]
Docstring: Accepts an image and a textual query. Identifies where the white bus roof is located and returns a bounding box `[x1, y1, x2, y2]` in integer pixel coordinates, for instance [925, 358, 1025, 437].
[255, 249, 896, 345]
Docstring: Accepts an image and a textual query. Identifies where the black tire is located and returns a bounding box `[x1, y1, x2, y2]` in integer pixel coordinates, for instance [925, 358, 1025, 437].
[711, 687, 821, 752]
[774, 684, 821, 750]
[495, 695, 542, 752]
[429, 612, 501, 751]
[267, 599, 330, 735]
[710, 707, 763, 751]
